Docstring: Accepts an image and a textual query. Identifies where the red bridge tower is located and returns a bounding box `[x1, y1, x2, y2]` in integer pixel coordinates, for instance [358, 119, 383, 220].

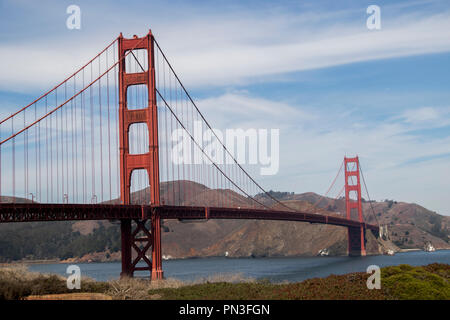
[118, 31, 163, 279]
[344, 156, 367, 256]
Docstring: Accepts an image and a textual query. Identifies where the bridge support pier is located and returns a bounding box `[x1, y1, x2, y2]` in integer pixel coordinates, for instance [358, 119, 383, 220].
[120, 219, 132, 277]
[151, 214, 163, 280]
[120, 212, 163, 279]
[348, 226, 367, 256]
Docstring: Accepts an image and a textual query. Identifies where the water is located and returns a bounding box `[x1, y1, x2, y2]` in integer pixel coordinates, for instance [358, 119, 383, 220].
[28, 250, 450, 283]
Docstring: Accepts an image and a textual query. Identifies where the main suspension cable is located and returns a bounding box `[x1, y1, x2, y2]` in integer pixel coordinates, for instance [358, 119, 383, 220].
[359, 161, 379, 225]
[153, 37, 298, 212]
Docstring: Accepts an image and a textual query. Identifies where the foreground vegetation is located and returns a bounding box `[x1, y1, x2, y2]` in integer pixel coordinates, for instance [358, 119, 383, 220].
[147, 263, 449, 300]
[0, 263, 448, 300]
[0, 265, 109, 300]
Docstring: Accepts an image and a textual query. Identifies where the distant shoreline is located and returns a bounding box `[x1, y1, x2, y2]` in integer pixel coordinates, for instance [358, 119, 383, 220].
[2, 248, 450, 266]
[0, 259, 61, 266]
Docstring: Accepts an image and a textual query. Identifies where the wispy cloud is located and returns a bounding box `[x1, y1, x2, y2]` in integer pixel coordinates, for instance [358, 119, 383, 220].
[197, 92, 315, 129]
[1, 1, 450, 91]
[399, 106, 450, 126]
[197, 92, 450, 214]
[179, 11, 450, 84]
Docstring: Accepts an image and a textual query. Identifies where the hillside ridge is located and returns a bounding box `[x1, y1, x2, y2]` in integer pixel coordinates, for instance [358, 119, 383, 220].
[0, 182, 449, 262]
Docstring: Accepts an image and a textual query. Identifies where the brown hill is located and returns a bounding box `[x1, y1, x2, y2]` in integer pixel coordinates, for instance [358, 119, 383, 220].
[1, 181, 449, 261]
[159, 188, 380, 258]
[160, 184, 449, 257]
[69, 181, 450, 259]
[258, 191, 450, 251]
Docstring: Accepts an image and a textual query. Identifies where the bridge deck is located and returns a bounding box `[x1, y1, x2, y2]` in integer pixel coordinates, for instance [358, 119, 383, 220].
[0, 203, 379, 232]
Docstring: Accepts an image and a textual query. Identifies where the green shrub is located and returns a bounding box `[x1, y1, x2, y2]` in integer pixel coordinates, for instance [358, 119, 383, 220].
[382, 264, 450, 300]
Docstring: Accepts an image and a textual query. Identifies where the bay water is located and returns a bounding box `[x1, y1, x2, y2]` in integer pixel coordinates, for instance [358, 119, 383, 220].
[27, 250, 450, 283]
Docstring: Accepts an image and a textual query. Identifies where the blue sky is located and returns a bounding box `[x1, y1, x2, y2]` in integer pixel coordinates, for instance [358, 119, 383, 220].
[1, 0, 450, 215]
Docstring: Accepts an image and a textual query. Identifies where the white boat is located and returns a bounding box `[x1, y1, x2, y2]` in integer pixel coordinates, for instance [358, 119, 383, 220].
[424, 242, 436, 252]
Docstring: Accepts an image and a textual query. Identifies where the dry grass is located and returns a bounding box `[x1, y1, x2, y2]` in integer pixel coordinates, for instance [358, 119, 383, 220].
[0, 264, 110, 300]
[106, 273, 255, 300]
[26, 293, 112, 300]
[0, 264, 44, 281]
[107, 278, 166, 300]
[0, 263, 99, 283]
[0, 264, 257, 300]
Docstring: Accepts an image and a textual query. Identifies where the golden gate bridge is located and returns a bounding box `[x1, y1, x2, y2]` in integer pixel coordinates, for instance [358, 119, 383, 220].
[0, 30, 379, 279]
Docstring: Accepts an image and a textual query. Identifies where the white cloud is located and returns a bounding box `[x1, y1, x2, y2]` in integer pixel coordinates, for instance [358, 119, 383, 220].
[399, 106, 450, 125]
[172, 12, 450, 87]
[197, 93, 315, 129]
[195, 92, 450, 215]
[1, 2, 450, 91]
